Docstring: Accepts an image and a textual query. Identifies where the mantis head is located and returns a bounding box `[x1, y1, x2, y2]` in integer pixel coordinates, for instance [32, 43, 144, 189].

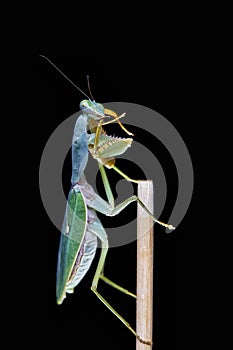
[80, 100, 106, 120]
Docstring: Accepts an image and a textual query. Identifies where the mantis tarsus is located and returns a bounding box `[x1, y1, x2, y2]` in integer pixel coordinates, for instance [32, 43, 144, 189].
[41, 56, 175, 345]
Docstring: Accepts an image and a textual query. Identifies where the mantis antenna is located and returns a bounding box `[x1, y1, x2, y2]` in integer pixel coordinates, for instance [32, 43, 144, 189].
[86, 75, 95, 101]
[40, 55, 91, 100]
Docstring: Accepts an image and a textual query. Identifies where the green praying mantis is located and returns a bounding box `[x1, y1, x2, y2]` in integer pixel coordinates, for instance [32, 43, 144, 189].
[41, 56, 175, 345]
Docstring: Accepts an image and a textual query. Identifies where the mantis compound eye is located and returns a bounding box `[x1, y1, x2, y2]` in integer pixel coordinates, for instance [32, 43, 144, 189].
[80, 100, 89, 109]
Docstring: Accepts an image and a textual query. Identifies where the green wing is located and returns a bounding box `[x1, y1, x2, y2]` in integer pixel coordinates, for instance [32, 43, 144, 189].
[56, 187, 87, 304]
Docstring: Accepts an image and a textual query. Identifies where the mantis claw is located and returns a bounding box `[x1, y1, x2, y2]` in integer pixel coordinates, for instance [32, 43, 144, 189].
[136, 334, 153, 346]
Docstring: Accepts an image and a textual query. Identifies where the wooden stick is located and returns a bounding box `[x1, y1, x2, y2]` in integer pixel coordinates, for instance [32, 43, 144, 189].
[136, 180, 154, 349]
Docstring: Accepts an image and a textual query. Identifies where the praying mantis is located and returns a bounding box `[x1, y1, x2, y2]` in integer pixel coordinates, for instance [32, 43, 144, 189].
[41, 56, 175, 345]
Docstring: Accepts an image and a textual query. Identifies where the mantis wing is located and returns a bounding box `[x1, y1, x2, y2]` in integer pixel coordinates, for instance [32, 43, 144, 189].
[56, 187, 87, 304]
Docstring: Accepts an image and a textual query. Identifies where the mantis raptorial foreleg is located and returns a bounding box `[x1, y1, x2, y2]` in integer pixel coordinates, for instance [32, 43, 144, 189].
[103, 108, 133, 136]
[89, 119, 139, 208]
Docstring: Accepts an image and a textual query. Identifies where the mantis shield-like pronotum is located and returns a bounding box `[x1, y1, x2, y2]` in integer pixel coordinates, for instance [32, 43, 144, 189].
[41, 56, 175, 345]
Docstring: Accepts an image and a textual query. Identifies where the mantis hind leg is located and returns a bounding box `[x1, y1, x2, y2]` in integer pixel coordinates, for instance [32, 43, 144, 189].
[88, 218, 151, 345]
[99, 274, 136, 298]
[91, 286, 151, 345]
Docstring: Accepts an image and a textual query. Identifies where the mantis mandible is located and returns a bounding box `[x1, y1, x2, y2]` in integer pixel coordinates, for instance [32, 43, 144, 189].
[41, 56, 175, 345]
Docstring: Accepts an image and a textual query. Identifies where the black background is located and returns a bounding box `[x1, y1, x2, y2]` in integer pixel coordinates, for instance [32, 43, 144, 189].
[32, 49, 202, 349]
